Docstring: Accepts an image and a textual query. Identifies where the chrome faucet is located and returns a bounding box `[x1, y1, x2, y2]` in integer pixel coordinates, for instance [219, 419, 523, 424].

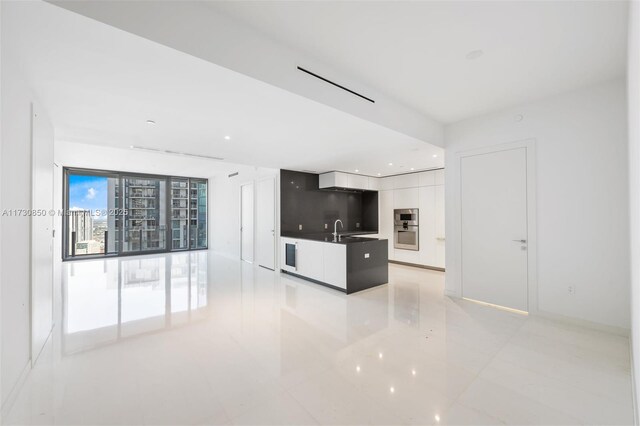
[333, 219, 344, 239]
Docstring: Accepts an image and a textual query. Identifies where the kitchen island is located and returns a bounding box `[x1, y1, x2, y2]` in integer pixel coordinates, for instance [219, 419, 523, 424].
[280, 233, 388, 294]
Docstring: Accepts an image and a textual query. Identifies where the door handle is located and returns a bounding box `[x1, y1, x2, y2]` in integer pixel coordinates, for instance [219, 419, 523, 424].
[512, 239, 527, 243]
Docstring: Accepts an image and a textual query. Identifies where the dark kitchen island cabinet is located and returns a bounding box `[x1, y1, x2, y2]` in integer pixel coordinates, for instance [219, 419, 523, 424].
[280, 234, 388, 294]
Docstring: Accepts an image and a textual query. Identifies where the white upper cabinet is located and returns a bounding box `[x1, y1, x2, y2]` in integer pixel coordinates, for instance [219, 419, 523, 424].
[379, 177, 394, 190]
[394, 187, 420, 209]
[418, 170, 436, 186]
[348, 174, 369, 190]
[393, 173, 420, 189]
[367, 177, 380, 191]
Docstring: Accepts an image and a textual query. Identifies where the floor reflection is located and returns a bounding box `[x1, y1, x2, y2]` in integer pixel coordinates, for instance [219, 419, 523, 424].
[63, 251, 208, 354]
[6, 252, 633, 426]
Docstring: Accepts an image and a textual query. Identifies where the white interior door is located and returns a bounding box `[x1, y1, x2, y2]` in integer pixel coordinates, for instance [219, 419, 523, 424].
[31, 102, 54, 364]
[461, 147, 529, 311]
[256, 177, 276, 270]
[240, 183, 254, 263]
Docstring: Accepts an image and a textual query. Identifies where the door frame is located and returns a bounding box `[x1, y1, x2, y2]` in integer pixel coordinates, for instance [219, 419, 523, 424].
[255, 176, 276, 270]
[239, 182, 255, 263]
[454, 138, 538, 313]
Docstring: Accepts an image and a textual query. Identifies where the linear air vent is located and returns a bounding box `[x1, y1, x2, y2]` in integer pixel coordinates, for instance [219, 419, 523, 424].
[297, 66, 375, 103]
[130, 146, 224, 161]
[228, 172, 239, 178]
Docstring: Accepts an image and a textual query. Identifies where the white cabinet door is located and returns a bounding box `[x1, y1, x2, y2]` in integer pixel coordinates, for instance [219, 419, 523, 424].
[297, 240, 324, 282]
[379, 190, 394, 260]
[323, 244, 347, 289]
[393, 187, 420, 209]
[435, 169, 445, 185]
[435, 185, 446, 268]
[367, 177, 380, 191]
[393, 173, 420, 189]
[379, 177, 394, 190]
[419, 171, 436, 186]
[418, 186, 437, 267]
[348, 174, 369, 190]
[31, 103, 54, 365]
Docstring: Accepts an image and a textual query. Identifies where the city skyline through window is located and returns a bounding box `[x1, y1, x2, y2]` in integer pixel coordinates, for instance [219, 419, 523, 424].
[64, 168, 207, 259]
[68, 174, 111, 256]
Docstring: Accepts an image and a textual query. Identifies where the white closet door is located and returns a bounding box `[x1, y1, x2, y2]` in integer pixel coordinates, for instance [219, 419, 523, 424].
[256, 178, 276, 270]
[240, 183, 254, 263]
[31, 102, 54, 364]
[435, 185, 446, 268]
[461, 147, 529, 311]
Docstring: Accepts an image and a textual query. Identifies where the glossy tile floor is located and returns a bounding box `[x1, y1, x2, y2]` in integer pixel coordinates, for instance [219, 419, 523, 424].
[5, 252, 634, 425]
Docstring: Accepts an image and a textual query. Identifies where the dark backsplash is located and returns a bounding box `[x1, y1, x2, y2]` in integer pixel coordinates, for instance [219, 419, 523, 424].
[280, 169, 378, 235]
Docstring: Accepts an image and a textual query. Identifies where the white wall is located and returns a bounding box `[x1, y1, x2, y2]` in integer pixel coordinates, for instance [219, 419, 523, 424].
[627, 0, 640, 418]
[210, 167, 279, 260]
[1, 1, 35, 411]
[445, 79, 630, 330]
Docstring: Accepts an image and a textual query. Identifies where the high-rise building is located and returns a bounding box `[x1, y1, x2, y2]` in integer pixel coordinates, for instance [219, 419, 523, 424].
[123, 178, 166, 252]
[107, 178, 119, 253]
[190, 180, 207, 249]
[171, 180, 189, 250]
[68, 210, 93, 254]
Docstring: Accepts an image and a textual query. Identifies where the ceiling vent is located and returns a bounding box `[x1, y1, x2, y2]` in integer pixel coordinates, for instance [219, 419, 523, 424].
[130, 146, 223, 161]
[297, 66, 375, 104]
[228, 172, 239, 178]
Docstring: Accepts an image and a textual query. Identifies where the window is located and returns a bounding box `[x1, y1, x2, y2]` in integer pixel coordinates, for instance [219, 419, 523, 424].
[63, 168, 207, 260]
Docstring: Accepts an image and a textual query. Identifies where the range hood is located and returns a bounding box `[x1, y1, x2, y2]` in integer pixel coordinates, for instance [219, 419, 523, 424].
[319, 171, 379, 192]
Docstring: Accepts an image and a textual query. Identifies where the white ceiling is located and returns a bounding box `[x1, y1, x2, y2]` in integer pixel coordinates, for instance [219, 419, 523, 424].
[8, 1, 444, 178]
[212, 1, 629, 123]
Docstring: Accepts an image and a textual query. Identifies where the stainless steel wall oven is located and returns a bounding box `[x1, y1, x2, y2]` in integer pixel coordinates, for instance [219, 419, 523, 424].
[394, 208, 419, 251]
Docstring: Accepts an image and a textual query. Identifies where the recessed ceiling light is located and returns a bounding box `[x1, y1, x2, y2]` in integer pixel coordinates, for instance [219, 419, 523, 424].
[388, 162, 393, 166]
[410, 168, 415, 171]
[146, 119, 156, 125]
[224, 135, 231, 140]
[434, 414, 440, 422]
[389, 387, 395, 394]
[433, 154, 438, 158]
[355, 169, 359, 173]
[377, 173, 381, 176]
[466, 49, 484, 60]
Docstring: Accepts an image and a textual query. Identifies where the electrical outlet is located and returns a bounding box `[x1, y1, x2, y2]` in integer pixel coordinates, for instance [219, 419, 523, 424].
[298, 224, 303, 231]
[568, 286, 575, 296]
[324, 223, 328, 230]
[356, 222, 360, 228]
[364, 253, 370, 259]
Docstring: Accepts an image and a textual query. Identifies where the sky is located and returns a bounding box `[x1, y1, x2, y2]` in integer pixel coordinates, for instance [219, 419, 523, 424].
[68, 175, 108, 216]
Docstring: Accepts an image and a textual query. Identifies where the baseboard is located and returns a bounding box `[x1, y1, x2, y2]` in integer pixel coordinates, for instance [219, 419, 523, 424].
[388, 260, 445, 272]
[1, 359, 31, 420]
[444, 289, 459, 298]
[534, 310, 630, 337]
